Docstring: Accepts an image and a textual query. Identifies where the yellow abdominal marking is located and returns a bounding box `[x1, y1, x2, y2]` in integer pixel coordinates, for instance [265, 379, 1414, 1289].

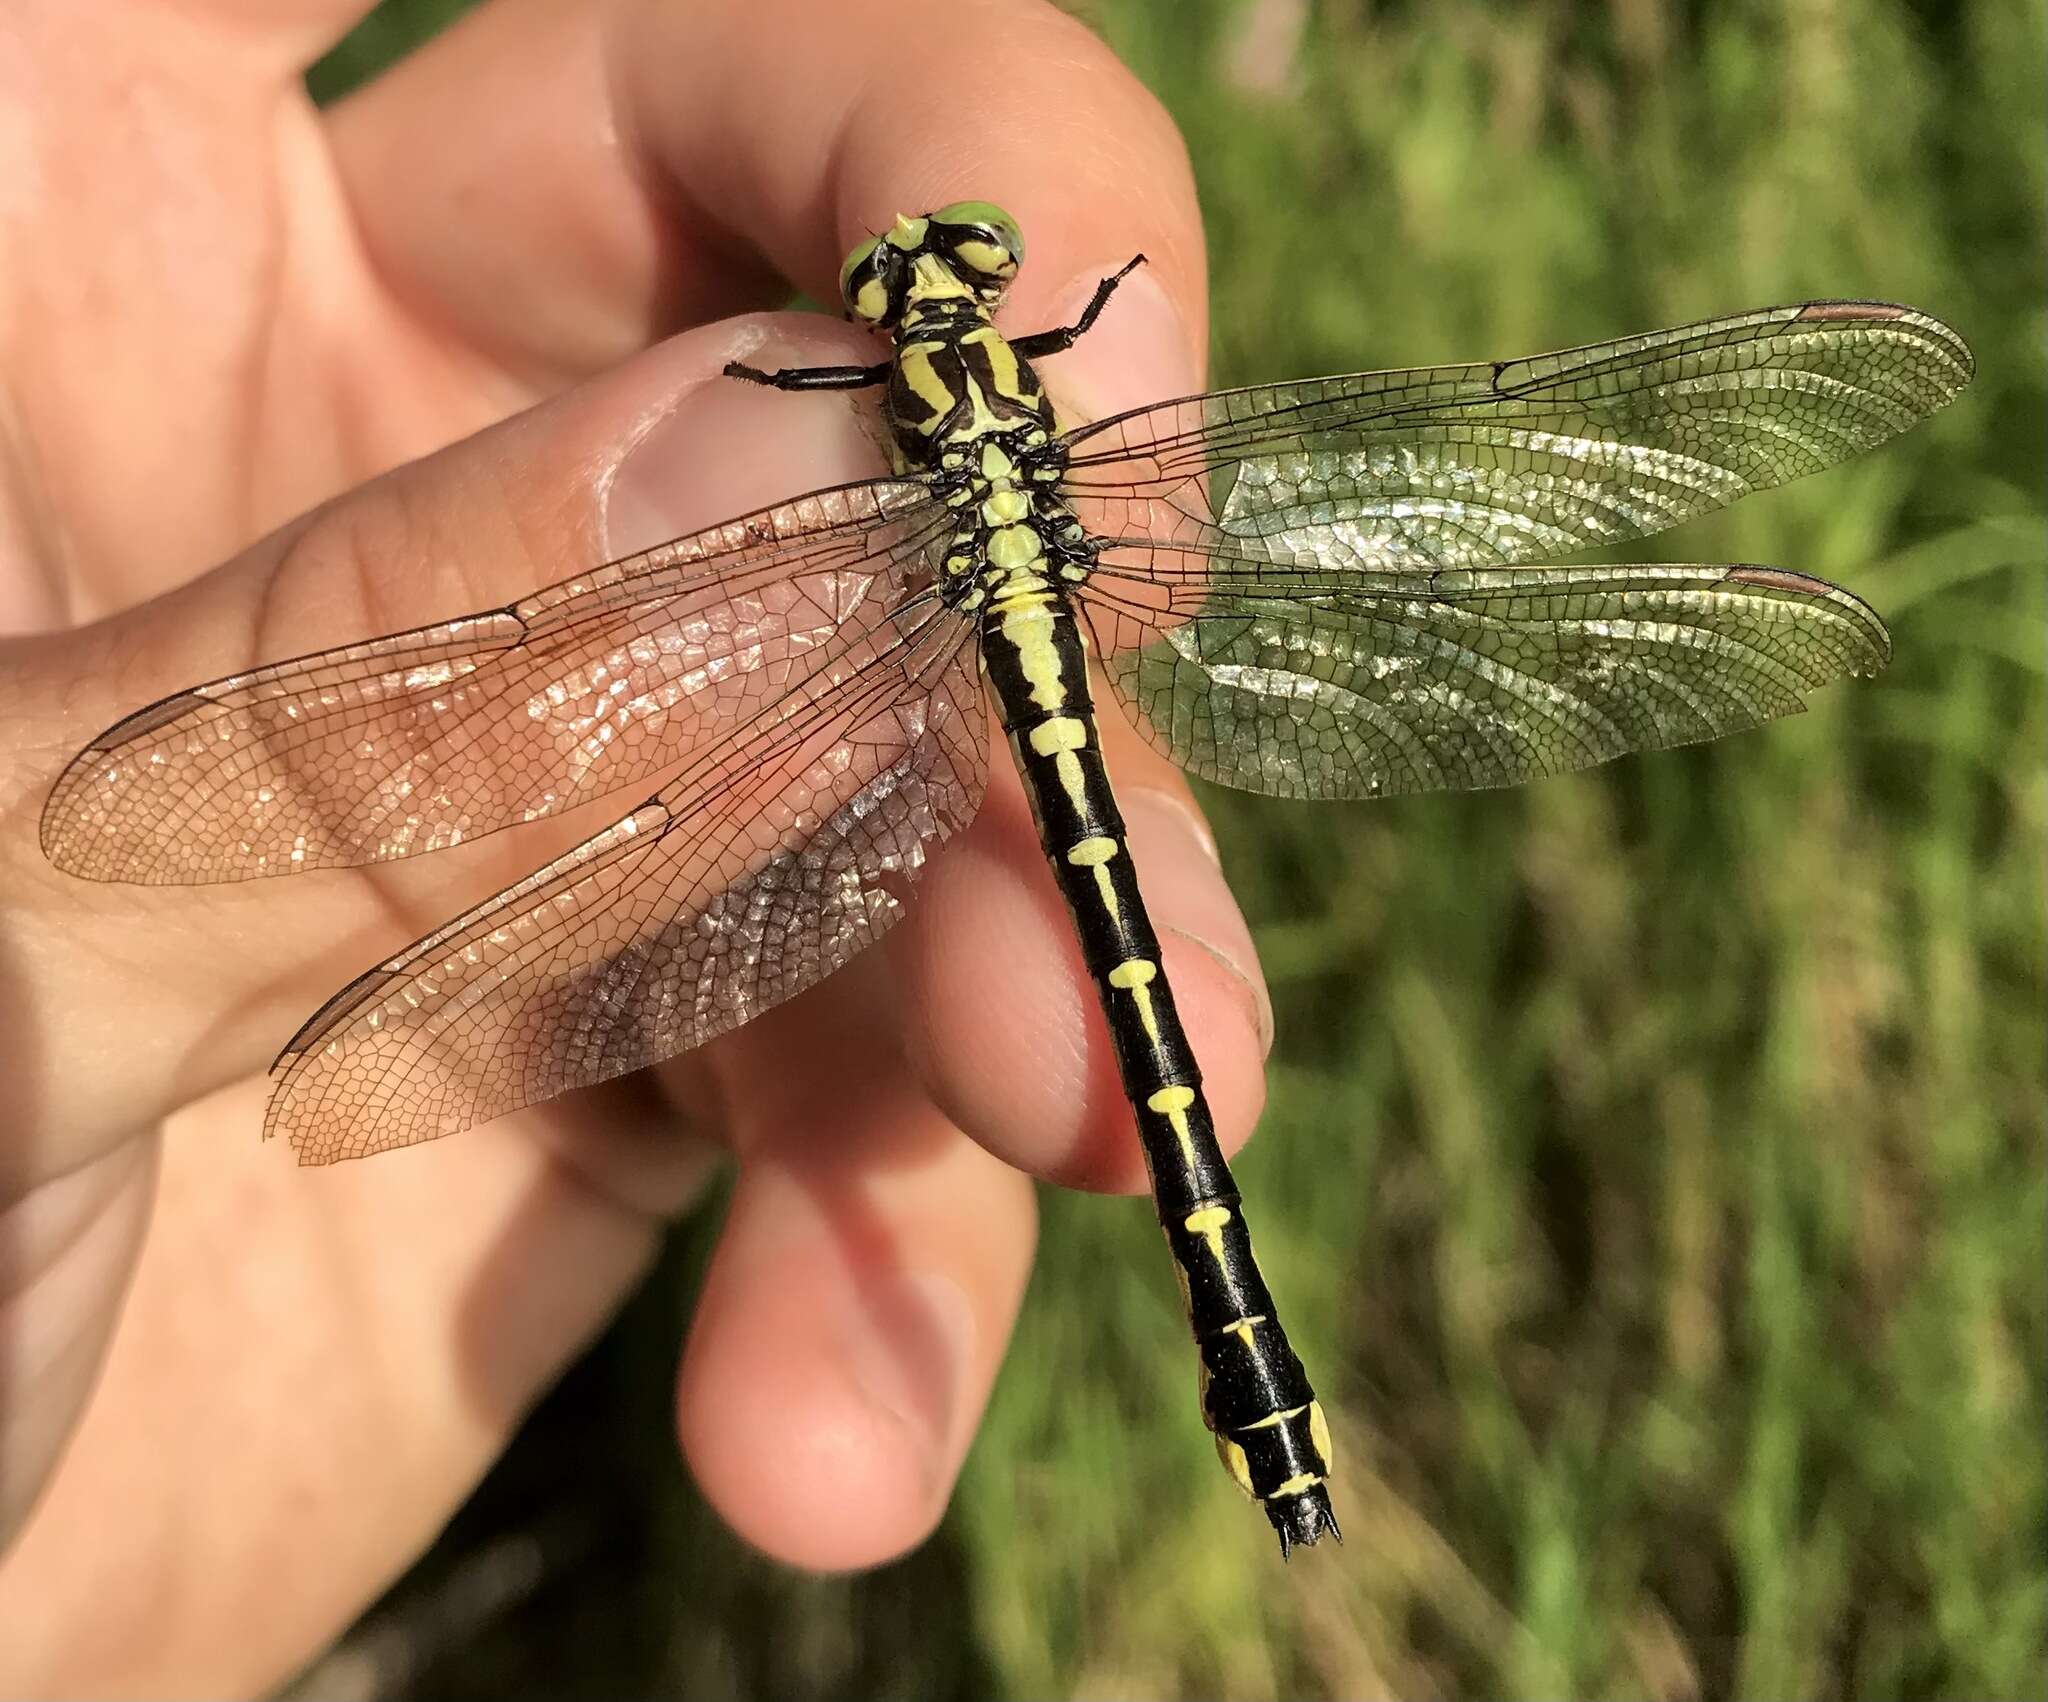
[1183, 1202, 1233, 1263]
[1130, 981, 1161, 1043]
[1246, 1403, 1307, 1430]
[995, 590, 1066, 710]
[1216, 1434, 1257, 1498]
[1090, 861, 1121, 924]
[1148, 1082, 1197, 1158]
[1066, 835, 1119, 865]
[1027, 716, 1087, 756]
[1108, 957, 1163, 1042]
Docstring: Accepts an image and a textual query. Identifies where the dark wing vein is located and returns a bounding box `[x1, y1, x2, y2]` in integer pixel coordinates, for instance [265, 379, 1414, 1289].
[265, 596, 985, 1162]
[1060, 302, 1971, 576]
[1082, 560, 1890, 800]
[41, 477, 948, 883]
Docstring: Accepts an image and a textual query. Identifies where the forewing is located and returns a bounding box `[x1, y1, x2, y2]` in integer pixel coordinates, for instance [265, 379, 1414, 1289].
[41, 478, 949, 883]
[265, 601, 985, 1162]
[1087, 563, 1888, 800]
[1061, 302, 1971, 575]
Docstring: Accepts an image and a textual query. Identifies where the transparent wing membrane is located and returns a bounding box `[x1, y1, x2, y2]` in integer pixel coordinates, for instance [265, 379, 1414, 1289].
[266, 599, 984, 1162]
[1064, 302, 1971, 577]
[1067, 302, 1969, 792]
[40, 293, 1970, 1159]
[1089, 563, 1889, 799]
[40, 479, 947, 883]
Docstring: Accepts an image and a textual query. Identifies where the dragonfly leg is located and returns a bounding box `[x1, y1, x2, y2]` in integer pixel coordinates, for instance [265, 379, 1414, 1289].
[1009, 255, 1147, 359]
[722, 358, 891, 390]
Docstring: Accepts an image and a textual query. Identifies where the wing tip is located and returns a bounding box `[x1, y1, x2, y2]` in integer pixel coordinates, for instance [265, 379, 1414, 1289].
[1723, 563, 1893, 672]
[1788, 298, 1977, 393]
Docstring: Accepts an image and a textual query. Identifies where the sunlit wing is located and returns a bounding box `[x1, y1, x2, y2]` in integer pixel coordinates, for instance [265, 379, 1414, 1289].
[265, 601, 985, 1162]
[1061, 301, 1968, 797]
[1061, 302, 1972, 576]
[1084, 563, 1888, 798]
[40, 478, 950, 883]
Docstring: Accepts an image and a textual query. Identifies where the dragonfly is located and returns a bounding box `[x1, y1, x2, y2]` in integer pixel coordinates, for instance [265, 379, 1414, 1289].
[40, 200, 1972, 1557]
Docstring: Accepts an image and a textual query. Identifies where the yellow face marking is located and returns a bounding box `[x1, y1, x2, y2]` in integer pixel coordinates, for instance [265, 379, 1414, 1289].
[1215, 1434, 1257, 1499]
[906, 254, 971, 302]
[1027, 716, 1087, 757]
[854, 277, 891, 323]
[1065, 835, 1119, 866]
[886, 213, 928, 249]
[951, 237, 1016, 276]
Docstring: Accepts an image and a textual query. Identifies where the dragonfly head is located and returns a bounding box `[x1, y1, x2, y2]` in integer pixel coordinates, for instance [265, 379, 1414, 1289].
[838, 200, 1025, 330]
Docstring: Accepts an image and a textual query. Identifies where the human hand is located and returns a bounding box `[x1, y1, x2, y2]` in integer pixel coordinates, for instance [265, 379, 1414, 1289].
[0, 1, 1270, 1692]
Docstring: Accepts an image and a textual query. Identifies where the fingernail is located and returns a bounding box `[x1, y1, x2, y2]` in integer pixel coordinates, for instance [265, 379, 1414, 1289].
[1039, 263, 1203, 425]
[1120, 788, 1275, 1057]
[841, 1270, 975, 1487]
[601, 328, 880, 560]
[600, 383, 723, 562]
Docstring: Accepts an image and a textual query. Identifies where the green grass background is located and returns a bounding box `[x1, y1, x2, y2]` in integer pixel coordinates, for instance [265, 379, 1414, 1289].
[297, 2, 2044, 1697]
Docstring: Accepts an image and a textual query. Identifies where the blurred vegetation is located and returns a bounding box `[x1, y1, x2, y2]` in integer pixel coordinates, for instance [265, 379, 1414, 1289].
[297, 1, 2044, 1697]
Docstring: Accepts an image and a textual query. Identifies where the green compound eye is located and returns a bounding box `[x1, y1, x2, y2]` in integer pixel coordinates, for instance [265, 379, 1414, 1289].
[837, 233, 884, 314]
[929, 200, 1025, 272]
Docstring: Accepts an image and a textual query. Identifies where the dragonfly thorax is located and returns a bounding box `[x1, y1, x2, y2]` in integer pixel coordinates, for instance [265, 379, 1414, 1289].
[933, 430, 1093, 614]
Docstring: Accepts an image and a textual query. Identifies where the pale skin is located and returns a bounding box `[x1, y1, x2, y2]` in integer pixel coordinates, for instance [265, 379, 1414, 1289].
[0, 0, 1273, 1693]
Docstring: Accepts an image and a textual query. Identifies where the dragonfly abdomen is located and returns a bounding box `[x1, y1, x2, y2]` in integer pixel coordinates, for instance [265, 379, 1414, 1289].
[979, 576, 1340, 1556]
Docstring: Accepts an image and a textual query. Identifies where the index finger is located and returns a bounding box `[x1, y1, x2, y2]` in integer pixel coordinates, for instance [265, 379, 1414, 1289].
[325, 0, 1207, 387]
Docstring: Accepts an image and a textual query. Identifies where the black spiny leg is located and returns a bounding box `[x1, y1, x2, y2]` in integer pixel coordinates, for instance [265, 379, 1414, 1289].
[1008, 255, 1147, 359]
[722, 358, 891, 390]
